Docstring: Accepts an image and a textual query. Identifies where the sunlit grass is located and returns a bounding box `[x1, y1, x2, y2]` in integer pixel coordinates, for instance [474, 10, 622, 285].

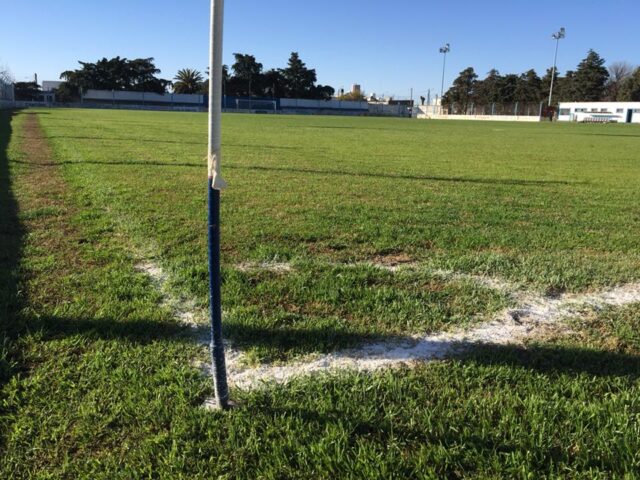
[1, 109, 639, 478]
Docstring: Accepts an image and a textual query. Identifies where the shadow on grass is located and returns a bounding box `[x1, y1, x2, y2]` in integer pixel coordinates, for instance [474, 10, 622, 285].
[571, 132, 640, 139]
[46, 135, 303, 150]
[224, 322, 395, 356]
[303, 125, 410, 131]
[258, 343, 640, 476]
[36, 315, 195, 344]
[0, 109, 24, 384]
[33, 314, 393, 357]
[30, 311, 640, 380]
[463, 342, 640, 379]
[10, 158, 578, 187]
[225, 165, 580, 187]
[9, 159, 202, 169]
[222, 320, 640, 379]
[46, 135, 206, 146]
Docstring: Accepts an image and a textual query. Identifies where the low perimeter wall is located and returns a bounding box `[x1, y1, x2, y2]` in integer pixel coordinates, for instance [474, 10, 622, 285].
[417, 113, 541, 122]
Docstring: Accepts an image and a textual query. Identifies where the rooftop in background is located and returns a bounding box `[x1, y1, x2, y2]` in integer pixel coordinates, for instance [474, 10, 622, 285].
[42, 81, 63, 92]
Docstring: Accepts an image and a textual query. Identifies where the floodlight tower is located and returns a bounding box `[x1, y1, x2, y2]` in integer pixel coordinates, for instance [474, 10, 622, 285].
[548, 27, 566, 107]
[439, 43, 450, 99]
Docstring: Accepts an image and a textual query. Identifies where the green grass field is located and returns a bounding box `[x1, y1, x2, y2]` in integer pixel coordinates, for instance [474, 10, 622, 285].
[2, 108, 640, 478]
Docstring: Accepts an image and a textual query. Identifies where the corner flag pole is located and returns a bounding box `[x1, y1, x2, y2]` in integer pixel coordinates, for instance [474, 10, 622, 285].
[208, 0, 230, 409]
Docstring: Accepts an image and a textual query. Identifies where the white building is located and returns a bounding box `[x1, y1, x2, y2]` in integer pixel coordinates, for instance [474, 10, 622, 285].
[558, 102, 640, 123]
[42, 80, 63, 92]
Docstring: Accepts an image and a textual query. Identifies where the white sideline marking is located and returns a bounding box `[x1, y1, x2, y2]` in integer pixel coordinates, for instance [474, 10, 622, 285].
[234, 261, 293, 273]
[224, 282, 640, 390]
[232, 260, 517, 293]
[137, 258, 640, 390]
[136, 261, 205, 332]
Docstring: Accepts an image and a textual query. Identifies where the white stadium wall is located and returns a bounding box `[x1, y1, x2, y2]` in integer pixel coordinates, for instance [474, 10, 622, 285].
[368, 103, 410, 117]
[558, 102, 640, 123]
[83, 89, 205, 106]
[280, 98, 368, 111]
[42, 80, 63, 92]
[416, 106, 541, 122]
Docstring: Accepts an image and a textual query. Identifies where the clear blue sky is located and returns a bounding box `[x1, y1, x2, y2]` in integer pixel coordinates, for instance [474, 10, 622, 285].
[1, 0, 638, 98]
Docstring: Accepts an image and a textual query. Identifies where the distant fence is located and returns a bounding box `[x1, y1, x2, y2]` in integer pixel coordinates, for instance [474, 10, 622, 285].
[5, 86, 413, 117]
[445, 102, 544, 117]
[83, 89, 206, 107]
[80, 90, 371, 115]
[368, 103, 412, 117]
[417, 102, 544, 122]
[280, 98, 368, 113]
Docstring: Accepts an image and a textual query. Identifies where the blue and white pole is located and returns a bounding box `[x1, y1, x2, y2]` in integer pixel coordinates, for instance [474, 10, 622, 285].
[207, 0, 230, 410]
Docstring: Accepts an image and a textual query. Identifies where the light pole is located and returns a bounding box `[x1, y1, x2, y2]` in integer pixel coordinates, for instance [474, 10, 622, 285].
[548, 27, 565, 107]
[439, 43, 450, 99]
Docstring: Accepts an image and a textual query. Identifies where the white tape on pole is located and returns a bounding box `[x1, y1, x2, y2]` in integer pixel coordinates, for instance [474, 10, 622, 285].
[208, 0, 227, 190]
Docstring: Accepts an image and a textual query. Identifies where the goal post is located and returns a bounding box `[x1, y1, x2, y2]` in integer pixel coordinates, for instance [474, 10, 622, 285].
[235, 98, 277, 113]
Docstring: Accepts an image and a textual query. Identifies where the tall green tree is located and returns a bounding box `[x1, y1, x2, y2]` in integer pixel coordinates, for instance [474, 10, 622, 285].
[558, 70, 578, 101]
[229, 53, 263, 96]
[516, 69, 542, 103]
[199, 65, 229, 95]
[572, 50, 609, 101]
[263, 69, 285, 98]
[60, 57, 170, 94]
[14, 82, 41, 101]
[618, 67, 640, 101]
[54, 83, 80, 102]
[475, 69, 502, 106]
[498, 74, 519, 103]
[310, 84, 335, 100]
[173, 68, 204, 94]
[279, 52, 317, 98]
[443, 67, 478, 113]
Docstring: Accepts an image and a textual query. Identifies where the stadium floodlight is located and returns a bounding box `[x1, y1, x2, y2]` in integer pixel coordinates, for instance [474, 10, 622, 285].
[207, 0, 230, 410]
[548, 27, 566, 107]
[439, 43, 450, 99]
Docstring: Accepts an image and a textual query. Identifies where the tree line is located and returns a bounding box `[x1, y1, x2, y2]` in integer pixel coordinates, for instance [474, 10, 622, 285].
[443, 50, 640, 112]
[212, 52, 335, 100]
[16, 52, 335, 102]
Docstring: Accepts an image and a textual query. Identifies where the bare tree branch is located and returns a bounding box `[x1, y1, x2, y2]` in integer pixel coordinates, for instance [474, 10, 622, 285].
[608, 61, 634, 82]
[606, 61, 635, 100]
[0, 63, 14, 84]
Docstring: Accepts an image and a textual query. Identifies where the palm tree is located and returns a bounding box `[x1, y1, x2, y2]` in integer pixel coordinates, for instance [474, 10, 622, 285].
[173, 68, 204, 94]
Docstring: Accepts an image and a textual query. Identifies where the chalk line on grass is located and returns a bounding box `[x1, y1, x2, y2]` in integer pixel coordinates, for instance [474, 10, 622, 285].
[224, 282, 640, 389]
[136, 257, 640, 390]
[232, 259, 517, 293]
[136, 260, 206, 332]
[234, 261, 293, 273]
